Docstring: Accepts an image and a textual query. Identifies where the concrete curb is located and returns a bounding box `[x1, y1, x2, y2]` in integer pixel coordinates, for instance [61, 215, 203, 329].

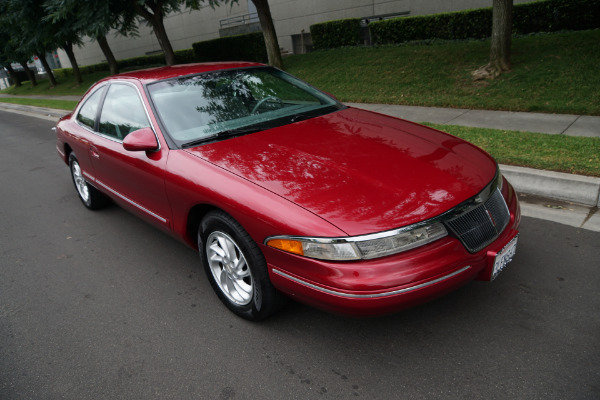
[500, 164, 600, 208]
[0, 102, 68, 120]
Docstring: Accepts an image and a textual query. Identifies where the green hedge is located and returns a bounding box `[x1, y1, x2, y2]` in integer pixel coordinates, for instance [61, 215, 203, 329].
[118, 53, 167, 69]
[53, 49, 201, 78]
[192, 32, 267, 63]
[370, 0, 600, 45]
[512, 0, 600, 34]
[174, 49, 197, 64]
[310, 18, 361, 50]
[372, 8, 493, 44]
[54, 62, 110, 79]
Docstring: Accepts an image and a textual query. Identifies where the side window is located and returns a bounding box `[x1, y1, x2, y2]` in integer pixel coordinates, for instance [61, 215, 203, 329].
[99, 84, 150, 140]
[76, 86, 106, 129]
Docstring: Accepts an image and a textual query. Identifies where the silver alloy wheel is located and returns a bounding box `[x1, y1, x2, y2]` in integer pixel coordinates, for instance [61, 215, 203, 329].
[206, 231, 253, 305]
[71, 160, 90, 203]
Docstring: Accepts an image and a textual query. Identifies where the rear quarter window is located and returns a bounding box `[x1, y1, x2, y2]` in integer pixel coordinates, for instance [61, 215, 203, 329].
[76, 86, 106, 130]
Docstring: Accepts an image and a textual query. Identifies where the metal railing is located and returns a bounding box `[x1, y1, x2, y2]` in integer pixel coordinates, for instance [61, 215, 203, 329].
[360, 11, 410, 27]
[219, 12, 259, 28]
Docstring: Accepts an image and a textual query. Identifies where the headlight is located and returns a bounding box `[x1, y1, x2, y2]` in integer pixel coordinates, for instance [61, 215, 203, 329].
[265, 238, 361, 261]
[266, 222, 447, 261]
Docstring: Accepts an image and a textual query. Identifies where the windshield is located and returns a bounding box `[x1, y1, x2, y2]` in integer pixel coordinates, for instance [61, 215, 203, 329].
[147, 67, 343, 147]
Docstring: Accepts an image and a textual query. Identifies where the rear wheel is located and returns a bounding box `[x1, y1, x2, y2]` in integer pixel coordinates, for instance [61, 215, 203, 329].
[199, 210, 286, 320]
[69, 153, 108, 210]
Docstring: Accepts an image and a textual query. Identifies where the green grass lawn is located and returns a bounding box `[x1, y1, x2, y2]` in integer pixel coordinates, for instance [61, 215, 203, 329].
[285, 30, 600, 115]
[0, 97, 78, 110]
[2, 30, 598, 115]
[1, 70, 110, 97]
[425, 123, 600, 177]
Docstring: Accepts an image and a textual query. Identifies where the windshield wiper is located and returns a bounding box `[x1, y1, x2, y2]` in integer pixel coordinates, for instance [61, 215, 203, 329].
[289, 105, 339, 123]
[181, 127, 265, 148]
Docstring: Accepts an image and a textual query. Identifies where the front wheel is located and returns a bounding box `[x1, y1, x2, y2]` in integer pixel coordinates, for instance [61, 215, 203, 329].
[199, 210, 286, 320]
[69, 153, 108, 210]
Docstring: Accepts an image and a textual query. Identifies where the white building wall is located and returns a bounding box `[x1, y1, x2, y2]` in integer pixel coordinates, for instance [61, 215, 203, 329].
[63, 0, 535, 68]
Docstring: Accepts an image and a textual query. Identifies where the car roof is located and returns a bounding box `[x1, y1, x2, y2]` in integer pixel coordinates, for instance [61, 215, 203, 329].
[101, 62, 266, 84]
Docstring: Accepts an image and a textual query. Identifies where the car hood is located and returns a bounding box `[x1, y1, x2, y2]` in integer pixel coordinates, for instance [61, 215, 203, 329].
[185, 108, 497, 236]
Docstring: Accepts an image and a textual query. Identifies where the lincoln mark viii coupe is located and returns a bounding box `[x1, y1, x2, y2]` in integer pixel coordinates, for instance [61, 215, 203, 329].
[55, 62, 520, 320]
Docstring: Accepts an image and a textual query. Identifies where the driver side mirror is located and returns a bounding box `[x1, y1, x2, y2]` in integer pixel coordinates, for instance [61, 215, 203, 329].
[122, 127, 159, 152]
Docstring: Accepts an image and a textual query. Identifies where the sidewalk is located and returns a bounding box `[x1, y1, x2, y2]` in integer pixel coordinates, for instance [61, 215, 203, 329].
[346, 103, 600, 138]
[0, 96, 599, 231]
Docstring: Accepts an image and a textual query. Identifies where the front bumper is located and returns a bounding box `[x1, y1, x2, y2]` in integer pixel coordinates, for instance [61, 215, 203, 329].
[263, 179, 521, 316]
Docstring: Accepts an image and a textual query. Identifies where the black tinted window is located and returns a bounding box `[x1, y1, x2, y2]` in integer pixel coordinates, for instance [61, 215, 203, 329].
[99, 84, 150, 140]
[76, 86, 106, 129]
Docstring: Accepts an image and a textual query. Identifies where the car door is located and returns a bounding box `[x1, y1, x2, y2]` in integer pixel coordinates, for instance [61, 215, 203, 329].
[89, 81, 172, 230]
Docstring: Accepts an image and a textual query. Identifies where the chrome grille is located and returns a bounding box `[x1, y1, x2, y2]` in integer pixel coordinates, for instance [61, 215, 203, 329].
[445, 189, 510, 253]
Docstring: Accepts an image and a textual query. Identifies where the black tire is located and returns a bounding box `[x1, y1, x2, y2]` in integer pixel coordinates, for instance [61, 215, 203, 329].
[69, 153, 109, 210]
[199, 210, 286, 321]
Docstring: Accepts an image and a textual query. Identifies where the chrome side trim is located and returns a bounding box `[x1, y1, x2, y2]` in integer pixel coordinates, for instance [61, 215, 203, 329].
[82, 170, 95, 181]
[95, 180, 168, 224]
[272, 266, 472, 299]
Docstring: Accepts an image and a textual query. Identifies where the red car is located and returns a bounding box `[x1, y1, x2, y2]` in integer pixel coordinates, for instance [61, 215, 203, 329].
[56, 62, 520, 320]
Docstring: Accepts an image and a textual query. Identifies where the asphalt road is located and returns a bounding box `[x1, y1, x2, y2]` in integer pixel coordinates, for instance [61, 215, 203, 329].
[1, 110, 599, 400]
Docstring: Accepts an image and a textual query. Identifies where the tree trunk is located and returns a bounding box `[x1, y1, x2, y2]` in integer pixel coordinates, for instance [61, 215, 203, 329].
[150, 17, 176, 66]
[5, 63, 22, 87]
[473, 0, 513, 80]
[129, 1, 176, 66]
[252, 0, 283, 69]
[36, 53, 57, 87]
[490, 0, 513, 71]
[19, 61, 37, 86]
[63, 42, 83, 85]
[97, 35, 119, 75]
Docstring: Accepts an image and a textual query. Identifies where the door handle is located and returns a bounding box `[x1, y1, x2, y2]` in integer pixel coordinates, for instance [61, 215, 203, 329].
[89, 145, 100, 159]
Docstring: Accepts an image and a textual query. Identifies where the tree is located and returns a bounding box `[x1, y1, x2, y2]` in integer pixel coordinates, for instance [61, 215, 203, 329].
[61, 41, 84, 85]
[2, 0, 60, 87]
[127, 0, 194, 66]
[0, 26, 20, 87]
[0, 2, 38, 87]
[0, 32, 22, 87]
[473, 0, 513, 80]
[2, 63, 21, 87]
[19, 61, 38, 86]
[251, 0, 283, 69]
[44, 0, 107, 85]
[129, 1, 243, 66]
[97, 36, 121, 75]
[45, 0, 139, 76]
[35, 52, 58, 87]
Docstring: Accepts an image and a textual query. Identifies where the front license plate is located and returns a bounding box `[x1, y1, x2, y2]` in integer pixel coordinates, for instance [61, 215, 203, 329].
[491, 234, 518, 281]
